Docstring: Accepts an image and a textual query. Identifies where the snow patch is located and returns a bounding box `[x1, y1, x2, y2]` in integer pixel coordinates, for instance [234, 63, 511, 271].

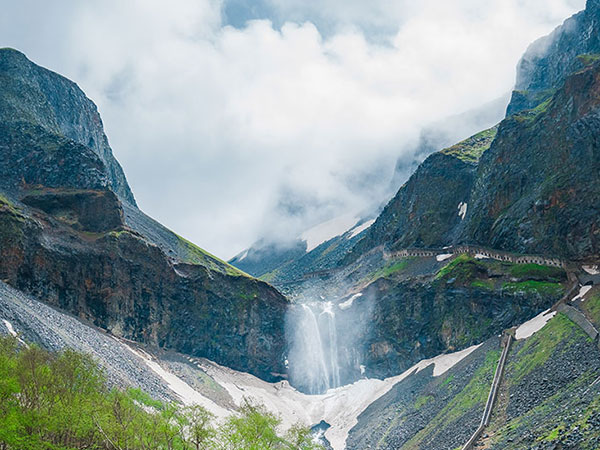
[429, 345, 481, 377]
[301, 214, 360, 252]
[339, 293, 361, 310]
[2, 319, 17, 337]
[119, 340, 229, 418]
[1, 319, 27, 346]
[436, 253, 453, 262]
[515, 309, 556, 340]
[238, 249, 249, 261]
[348, 219, 375, 239]
[573, 285, 593, 302]
[193, 345, 479, 450]
[583, 265, 600, 275]
[474, 253, 487, 259]
[457, 202, 468, 220]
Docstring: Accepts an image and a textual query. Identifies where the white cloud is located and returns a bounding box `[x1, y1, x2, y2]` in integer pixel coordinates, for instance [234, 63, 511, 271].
[0, 0, 586, 258]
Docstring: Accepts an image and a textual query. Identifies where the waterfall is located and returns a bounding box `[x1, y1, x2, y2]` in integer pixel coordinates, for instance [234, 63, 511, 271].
[287, 301, 342, 394]
[321, 302, 341, 388]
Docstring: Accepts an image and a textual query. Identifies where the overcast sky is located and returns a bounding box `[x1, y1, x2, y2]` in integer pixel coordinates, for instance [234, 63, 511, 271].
[0, 0, 586, 258]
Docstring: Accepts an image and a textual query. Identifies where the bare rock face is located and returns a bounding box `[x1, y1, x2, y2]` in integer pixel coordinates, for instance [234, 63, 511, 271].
[0, 49, 289, 381]
[354, 58, 600, 263]
[21, 189, 124, 233]
[0, 48, 135, 204]
[507, 0, 600, 115]
[464, 63, 600, 260]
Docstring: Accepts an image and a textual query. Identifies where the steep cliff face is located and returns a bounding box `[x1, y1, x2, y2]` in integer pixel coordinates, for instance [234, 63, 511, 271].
[0, 201, 287, 379]
[507, 0, 600, 114]
[350, 127, 497, 259]
[0, 49, 289, 380]
[464, 63, 600, 260]
[0, 48, 135, 204]
[360, 255, 565, 378]
[352, 49, 600, 263]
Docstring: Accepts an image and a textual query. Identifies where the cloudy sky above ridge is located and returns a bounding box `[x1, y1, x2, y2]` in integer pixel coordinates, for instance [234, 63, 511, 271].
[0, 0, 586, 258]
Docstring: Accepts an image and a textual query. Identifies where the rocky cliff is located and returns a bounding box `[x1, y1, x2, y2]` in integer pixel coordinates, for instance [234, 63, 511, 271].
[259, 0, 600, 386]
[352, 127, 497, 256]
[507, 0, 600, 115]
[352, 1, 600, 263]
[463, 63, 600, 260]
[0, 48, 135, 204]
[0, 48, 288, 380]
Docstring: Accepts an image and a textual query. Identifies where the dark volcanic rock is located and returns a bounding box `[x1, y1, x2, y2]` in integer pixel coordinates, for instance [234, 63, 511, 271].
[463, 62, 600, 260]
[0, 48, 135, 204]
[507, 0, 600, 115]
[0, 48, 290, 381]
[22, 189, 124, 233]
[350, 127, 497, 261]
[360, 274, 556, 379]
[0, 122, 110, 194]
[0, 202, 288, 380]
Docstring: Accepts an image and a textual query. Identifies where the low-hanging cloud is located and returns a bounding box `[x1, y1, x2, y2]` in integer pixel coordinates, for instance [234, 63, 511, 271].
[0, 0, 585, 258]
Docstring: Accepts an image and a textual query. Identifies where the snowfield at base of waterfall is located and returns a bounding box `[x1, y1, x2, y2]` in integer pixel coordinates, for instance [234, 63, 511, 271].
[0, 280, 564, 450]
[191, 344, 481, 450]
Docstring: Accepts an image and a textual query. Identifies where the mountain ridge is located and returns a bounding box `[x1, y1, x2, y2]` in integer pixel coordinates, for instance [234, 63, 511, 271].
[0, 48, 289, 381]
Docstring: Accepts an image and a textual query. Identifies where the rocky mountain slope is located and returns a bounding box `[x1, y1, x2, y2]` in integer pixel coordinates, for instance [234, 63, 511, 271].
[258, 0, 600, 289]
[354, 60, 600, 261]
[347, 293, 600, 449]
[0, 48, 135, 204]
[508, 0, 600, 115]
[0, 48, 288, 380]
[249, 0, 600, 388]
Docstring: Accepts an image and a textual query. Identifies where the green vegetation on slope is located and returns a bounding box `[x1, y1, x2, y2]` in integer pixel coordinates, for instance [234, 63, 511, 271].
[510, 313, 582, 383]
[174, 234, 250, 277]
[502, 280, 564, 297]
[577, 53, 600, 66]
[508, 263, 565, 281]
[435, 254, 484, 281]
[435, 256, 566, 298]
[0, 193, 19, 214]
[484, 313, 600, 449]
[513, 97, 553, 124]
[0, 195, 25, 242]
[440, 126, 498, 164]
[580, 289, 600, 324]
[0, 336, 321, 450]
[403, 348, 501, 449]
[369, 259, 411, 281]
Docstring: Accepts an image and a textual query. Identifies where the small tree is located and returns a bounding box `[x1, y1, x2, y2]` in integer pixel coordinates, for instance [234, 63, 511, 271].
[218, 399, 284, 450]
[179, 405, 216, 450]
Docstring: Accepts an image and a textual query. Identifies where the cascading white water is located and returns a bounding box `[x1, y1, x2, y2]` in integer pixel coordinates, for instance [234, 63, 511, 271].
[320, 302, 341, 388]
[300, 304, 331, 393]
[288, 301, 342, 394]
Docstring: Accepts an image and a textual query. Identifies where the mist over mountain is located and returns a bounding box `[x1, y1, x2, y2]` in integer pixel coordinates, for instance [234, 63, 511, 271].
[0, 0, 585, 258]
[1, 1, 600, 450]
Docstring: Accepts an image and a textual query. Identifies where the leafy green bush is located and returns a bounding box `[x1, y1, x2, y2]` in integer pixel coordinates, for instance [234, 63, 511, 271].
[0, 336, 322, 449]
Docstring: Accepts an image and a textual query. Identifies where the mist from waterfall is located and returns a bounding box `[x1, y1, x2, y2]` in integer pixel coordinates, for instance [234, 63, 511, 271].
[286, 300, 343, 394]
